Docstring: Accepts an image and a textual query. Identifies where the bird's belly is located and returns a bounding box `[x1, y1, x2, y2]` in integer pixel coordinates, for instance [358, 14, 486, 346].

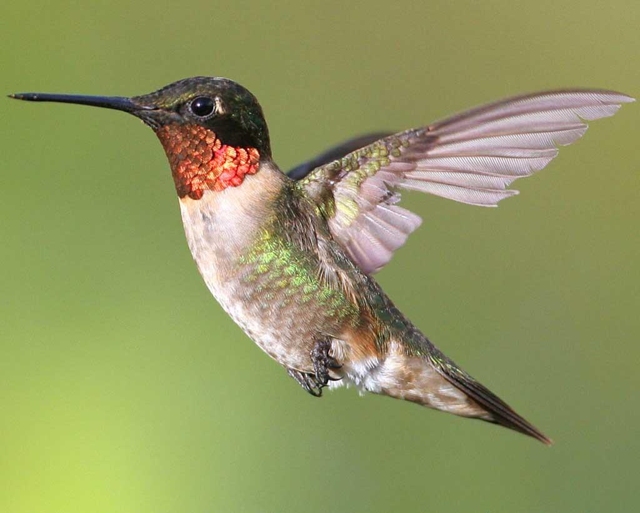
[200, 267, 329, 370]
[179, 195, 356, 372]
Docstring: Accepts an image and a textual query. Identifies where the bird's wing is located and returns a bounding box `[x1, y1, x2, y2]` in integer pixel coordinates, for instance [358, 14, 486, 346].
[287, 132, 393, 180]
[296, 89, 634, 274]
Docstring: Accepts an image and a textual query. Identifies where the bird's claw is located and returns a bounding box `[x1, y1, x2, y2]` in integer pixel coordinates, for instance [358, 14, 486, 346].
[286, 338, 342, 397]
[311, 338, 342, 390]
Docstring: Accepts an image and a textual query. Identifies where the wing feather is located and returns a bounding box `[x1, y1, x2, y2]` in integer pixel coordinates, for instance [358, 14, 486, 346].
[297, 89, 634, 273]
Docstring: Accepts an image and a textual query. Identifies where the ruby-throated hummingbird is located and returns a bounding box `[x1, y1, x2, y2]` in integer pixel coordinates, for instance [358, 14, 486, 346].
[10, 78, 634, 444]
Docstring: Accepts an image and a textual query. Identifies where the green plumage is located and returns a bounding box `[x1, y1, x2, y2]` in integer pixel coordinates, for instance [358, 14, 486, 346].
[240, 228, 357, 319]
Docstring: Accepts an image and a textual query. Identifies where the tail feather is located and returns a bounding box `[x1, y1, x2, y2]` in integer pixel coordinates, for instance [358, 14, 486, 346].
[427, 350, 552, 445]
[362, 337, 551, 444]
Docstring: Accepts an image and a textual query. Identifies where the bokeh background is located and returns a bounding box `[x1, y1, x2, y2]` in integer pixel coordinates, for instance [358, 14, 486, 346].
[1, 1, 638, 512]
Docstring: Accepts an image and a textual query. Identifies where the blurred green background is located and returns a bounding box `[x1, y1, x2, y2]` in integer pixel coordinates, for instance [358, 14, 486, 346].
[1, 1, 638, 512]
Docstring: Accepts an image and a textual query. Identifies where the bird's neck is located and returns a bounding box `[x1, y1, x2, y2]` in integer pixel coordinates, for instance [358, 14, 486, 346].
[156, 123, 261, 200]
[177, 160, 289, 277]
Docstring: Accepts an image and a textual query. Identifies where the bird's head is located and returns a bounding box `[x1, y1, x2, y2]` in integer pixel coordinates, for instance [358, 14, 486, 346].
[11, 77, 272, 199]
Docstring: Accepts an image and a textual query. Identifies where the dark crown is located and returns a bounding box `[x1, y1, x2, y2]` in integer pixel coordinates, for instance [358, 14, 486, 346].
[134, 77, 272, 156]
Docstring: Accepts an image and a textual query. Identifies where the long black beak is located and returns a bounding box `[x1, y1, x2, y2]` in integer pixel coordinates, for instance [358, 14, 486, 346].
[9, 91, 165, 128]
[9, 92, 154, 114]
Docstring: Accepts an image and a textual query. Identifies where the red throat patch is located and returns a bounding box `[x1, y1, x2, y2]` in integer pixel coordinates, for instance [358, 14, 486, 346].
[156, 124, 260, 200]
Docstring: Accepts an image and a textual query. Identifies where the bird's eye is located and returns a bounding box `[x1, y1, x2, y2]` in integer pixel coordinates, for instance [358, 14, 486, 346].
[190, 96, 216, 118]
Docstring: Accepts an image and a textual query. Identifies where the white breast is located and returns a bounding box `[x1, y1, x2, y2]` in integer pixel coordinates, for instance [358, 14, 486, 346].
[176, 165, 316, 369]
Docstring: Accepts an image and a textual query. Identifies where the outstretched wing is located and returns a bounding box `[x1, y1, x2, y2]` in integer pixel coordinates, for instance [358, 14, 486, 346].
[297, 89, 634, 274]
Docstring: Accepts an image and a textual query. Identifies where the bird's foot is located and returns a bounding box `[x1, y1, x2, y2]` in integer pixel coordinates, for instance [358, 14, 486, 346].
[285, 339, 342, 397]
[311, 338, 342, 391]
[286, 368, 324, 397]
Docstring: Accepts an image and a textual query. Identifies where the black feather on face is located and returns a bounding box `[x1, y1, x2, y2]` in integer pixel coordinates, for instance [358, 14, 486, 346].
[133, 77, 272, 156]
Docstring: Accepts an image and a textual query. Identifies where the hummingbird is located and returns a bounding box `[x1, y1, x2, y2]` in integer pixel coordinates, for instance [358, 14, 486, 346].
[10, 78, 634, 445]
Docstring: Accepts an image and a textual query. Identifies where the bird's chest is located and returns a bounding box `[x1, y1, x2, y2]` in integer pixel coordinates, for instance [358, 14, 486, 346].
[178, 188, 347, 370]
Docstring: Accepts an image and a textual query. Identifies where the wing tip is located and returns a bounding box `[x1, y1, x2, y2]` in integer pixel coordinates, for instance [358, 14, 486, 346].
[487, 188, 519, 207]
[613, 93, 636, 104]
[585, 89, 635, 104]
